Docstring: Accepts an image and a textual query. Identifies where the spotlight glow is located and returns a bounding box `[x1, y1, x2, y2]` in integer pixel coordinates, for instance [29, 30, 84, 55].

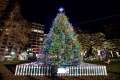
[57, 67, 69, 73]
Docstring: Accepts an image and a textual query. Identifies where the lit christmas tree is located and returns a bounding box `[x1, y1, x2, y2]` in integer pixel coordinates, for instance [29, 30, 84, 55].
[14, 8, 108, 77]
[44, 8, 81, 65]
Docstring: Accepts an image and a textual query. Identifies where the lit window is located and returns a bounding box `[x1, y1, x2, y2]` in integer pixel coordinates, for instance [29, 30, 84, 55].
[32, 29, 44, 33]
[39, 38, 43, 41]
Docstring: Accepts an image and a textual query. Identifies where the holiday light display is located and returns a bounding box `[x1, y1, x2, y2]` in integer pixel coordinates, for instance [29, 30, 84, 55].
[43, 8, 80, 65]
[15, 8, 108, 77]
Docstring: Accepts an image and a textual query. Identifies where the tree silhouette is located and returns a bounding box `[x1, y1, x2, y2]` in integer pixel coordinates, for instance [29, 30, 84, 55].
[0, 1, 31, 60]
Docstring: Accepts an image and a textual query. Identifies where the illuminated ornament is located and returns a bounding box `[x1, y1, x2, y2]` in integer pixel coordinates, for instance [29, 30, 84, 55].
[58, 7, 64, 12]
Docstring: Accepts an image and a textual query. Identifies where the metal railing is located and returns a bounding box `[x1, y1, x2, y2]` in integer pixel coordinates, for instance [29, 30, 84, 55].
[15, 64, 107, 76]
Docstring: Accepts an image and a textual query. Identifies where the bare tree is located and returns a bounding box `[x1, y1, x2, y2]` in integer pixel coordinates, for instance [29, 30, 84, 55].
[0, 1, 31, 60]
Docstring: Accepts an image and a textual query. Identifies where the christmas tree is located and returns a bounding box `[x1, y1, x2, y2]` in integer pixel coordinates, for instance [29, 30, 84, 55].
[44, 8, 80, 65]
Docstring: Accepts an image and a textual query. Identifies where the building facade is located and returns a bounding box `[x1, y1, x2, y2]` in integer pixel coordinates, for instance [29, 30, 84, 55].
[0, 0, 44, 61]
[29, 22, 44, 54]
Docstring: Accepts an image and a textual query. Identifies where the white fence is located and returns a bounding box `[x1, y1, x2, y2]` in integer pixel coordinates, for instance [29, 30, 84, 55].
[57, 66, 107, 76]
[15, 64, 107, 76]
[15, 65, 51, 76]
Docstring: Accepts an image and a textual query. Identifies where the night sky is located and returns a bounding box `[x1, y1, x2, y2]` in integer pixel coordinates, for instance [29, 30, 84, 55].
[20, 0, 119, 33]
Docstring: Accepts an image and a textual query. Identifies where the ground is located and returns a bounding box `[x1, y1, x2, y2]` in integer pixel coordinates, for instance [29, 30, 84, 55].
[0, 60, 120, 80]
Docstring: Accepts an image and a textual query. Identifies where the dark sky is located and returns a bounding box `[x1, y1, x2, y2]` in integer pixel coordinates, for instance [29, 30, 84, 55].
[20, 0, 119, 33]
